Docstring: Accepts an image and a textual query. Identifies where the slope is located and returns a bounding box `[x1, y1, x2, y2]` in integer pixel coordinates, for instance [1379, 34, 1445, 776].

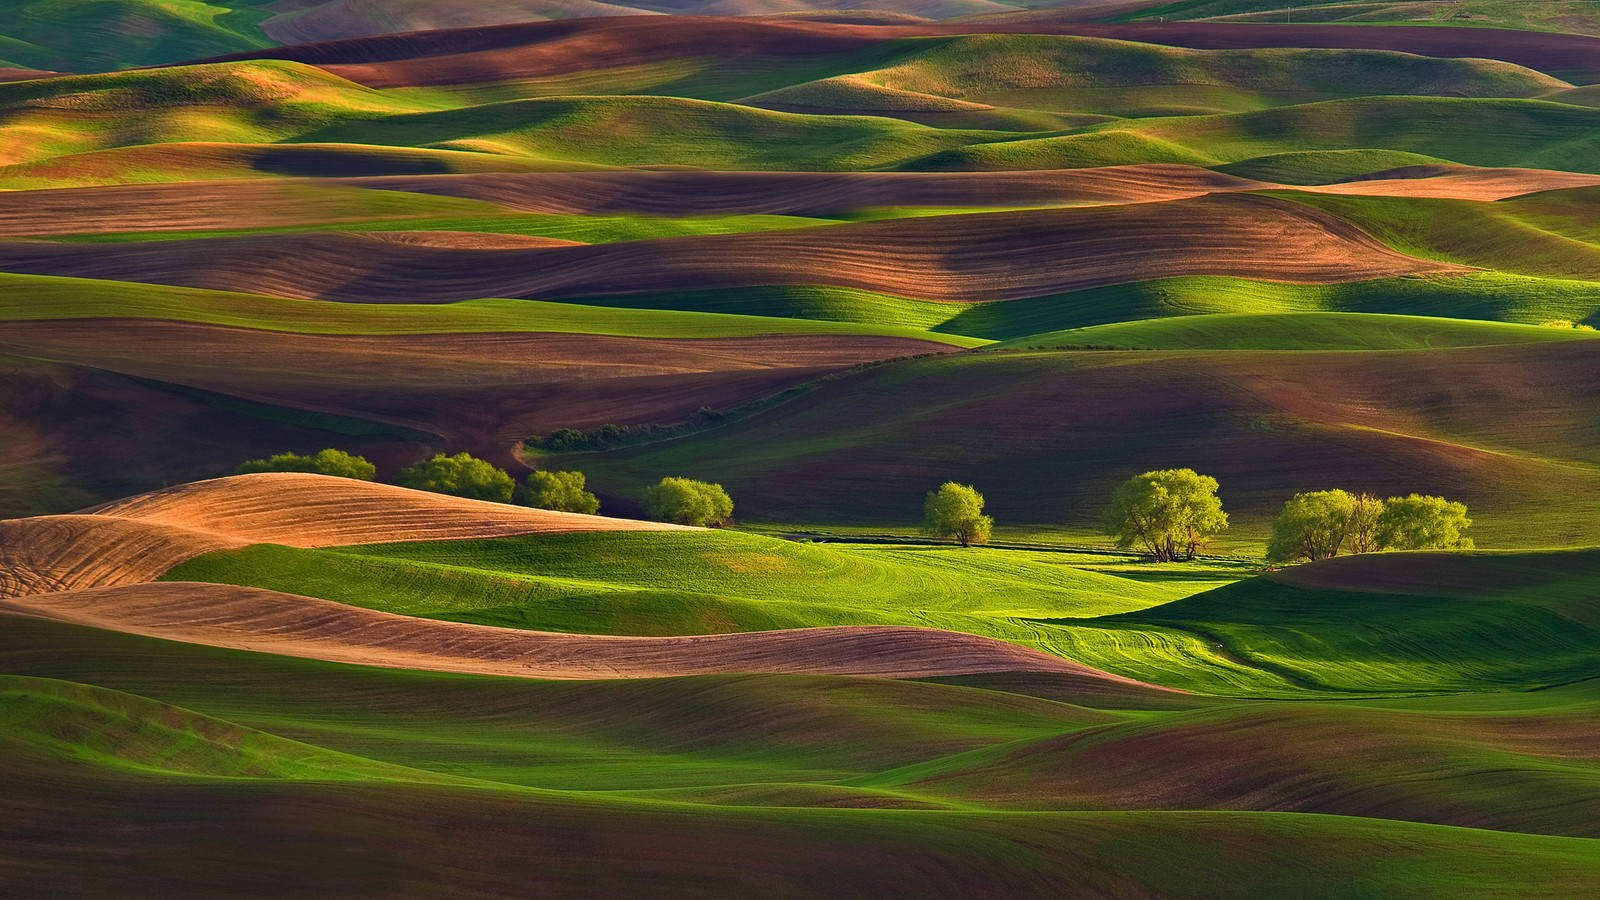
[3, 613, 1598, 897]
[551, 344, 1600, 546]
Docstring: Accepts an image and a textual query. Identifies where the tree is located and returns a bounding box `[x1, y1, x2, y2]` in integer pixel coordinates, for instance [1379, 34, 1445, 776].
[1104, 469, 1228, 562]
[394, 452, 515, 503]
[923, 482, 993, 548]
[1267, 489, 1357, 564]
[641, 477, 733, 526]
[1344, 492, 1385, 555]
[1375, 494, 1473, 551]
[237, 448, 376, 481]
[522, 470, 600, 515]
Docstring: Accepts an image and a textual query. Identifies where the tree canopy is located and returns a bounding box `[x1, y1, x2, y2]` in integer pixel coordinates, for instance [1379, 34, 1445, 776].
[1104, 468, 1228, 562]
[923, 482, 993, 548]
[1344, 492, 1385, 555]
[1266, 489, 1388, 563]
[523, 470, 600, 515]
[1268, 489, 1356, 563]
[641, 477, 733, 527]
[1375, 494, 1473, 551]
[394, 452, 515, 503]
[236, 448, 376, 481]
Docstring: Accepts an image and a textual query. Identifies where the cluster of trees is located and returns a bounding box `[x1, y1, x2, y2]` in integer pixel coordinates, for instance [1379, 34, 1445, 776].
[1541, 319, 1596, 331]
[642, 477, 734, 527]
[241, 450, 1471, 557]
[921, 469, 1473, 564]
[235, 448, 733, 526]
[394, 452, 518, 503]
[524, 470, 600, 515]
[528, 408, 729, 453]
[1267, 490, 1471, 563]
[237, 449, 376, 481]
[920, 471, 1232, 559]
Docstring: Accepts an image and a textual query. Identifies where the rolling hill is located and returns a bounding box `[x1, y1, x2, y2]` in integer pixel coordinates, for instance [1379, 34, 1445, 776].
[3, 7, 1600, 895]
[545, 344, 1600, 547]
[0, 476, 1595, 898]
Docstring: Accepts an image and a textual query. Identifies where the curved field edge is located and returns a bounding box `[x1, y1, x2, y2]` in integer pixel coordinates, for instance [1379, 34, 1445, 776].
[998, 312, 1600, 351]
[0, 273, 987, 347]
[1, 614, 1600, 898]
[160, 533, 1600, 696]
[4, 271, 1599, 348]
[468, 274, 1600, 340]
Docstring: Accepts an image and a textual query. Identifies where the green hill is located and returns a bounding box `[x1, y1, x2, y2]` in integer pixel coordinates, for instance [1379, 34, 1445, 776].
[0, 0, 273, 72]
[0, 273, 983, 345]
[1117, 549, 1600, 692]
[5, 611, 1600, 896]
[540, 346, 1600, 546]
[1111, 0, 1600, 37]
[913, 95, 1600, 172]
[757, 34, 1568, 120]
[1001, 312, 1600, 351]
[560, 273, 1600, 339]
[163, 532, 1600, 695]
[1280, 190, 1600, 279]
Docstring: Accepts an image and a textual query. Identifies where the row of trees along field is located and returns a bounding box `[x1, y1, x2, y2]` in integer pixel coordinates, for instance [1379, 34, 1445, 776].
[242, 452, 1469, 560]
[923, 470, 1472, 563]
[236, 449, 733, 527]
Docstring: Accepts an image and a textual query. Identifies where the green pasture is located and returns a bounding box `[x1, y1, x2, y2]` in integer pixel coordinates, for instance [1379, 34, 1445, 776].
[164, 532, 1600, 696]
[4, 613, 1600, 895]
[1001, 312, 1600, 350]
[0, 273, 984, 345]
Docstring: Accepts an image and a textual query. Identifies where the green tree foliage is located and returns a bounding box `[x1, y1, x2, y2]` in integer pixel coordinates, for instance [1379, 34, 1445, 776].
[522, 470, 600, 515]
[923, 482, 993, 548]
[394, 452, 515, 503]
[1345, 492, 1385, 555]
[641, 477, 733, 526]
[1268, 490, 1356, 563]
[1105, 469, 1228, 562]
[1375, 494, 1474, 551]
[1265, 490, 1381, 563]
[236, 448, 376, 481]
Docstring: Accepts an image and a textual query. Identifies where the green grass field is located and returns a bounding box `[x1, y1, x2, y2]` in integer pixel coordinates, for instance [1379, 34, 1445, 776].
[162, 533, 1600, 696]
[1002, 312, 1600, 350]
[1113, 0, 1600, 37]
[0, 273, 985, 346]
[431, 273, 1600, 339]
[5, 578, 1600, 895]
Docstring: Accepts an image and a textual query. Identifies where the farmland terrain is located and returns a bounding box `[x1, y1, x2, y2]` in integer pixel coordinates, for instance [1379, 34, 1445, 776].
[2, 5, 1598, 897]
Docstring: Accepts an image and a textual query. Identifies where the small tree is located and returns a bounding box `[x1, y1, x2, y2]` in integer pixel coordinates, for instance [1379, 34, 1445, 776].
[923, 482, 993, 548]
[1375, 494, 1473, 551]
[395, 452, 515, 503]
[1104, 469, 1228, 562]
[642, 477, 733, 526]
[237, 448, 376, 481]
[1267, 489, 1357, 564]
[522, 470, 600, 515]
